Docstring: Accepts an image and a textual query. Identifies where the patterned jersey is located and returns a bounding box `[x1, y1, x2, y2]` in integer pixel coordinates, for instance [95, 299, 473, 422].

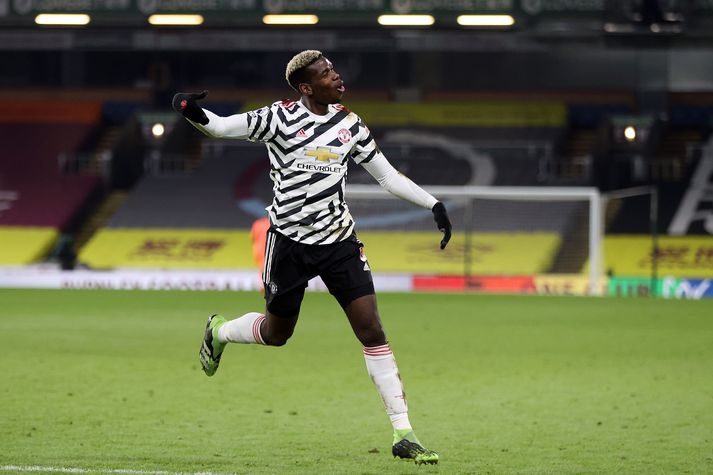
[245, 99, 383, 245]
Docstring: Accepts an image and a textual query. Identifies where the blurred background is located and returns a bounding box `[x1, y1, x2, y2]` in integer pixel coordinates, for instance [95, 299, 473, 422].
[1, 0, 712, 298]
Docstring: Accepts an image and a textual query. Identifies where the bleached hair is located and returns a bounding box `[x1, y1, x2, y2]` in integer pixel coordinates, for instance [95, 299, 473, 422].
[285, 50, 323, 90]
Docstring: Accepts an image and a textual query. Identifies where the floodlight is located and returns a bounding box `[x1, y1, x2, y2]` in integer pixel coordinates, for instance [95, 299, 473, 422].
[624, 126, 637, 142]
[377, 15, 435, 26]
[151, 123, 165, 139]
[148, 14, 204, 26]
[457, 15, 515, 26]
[262, 14, 319, 25]
[35, 14, 90, 25]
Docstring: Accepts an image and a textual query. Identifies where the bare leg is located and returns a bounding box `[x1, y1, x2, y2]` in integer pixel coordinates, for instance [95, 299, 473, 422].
[346, 294, 411, 430]
[216, 309, 298, 347]
[344, 294, 387, 346]
[345, 293, 439, 463]
[260, 310, 299, 346]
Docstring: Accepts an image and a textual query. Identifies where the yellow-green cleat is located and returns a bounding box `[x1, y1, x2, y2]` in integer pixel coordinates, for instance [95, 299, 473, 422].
[392, 431, 439, 465]
[198, 314, 226, 376]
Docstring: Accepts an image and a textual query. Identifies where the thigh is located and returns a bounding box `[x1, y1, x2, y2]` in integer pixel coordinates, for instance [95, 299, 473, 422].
[263, 229, 311, 316]
[266, 283, 307, 318]
[319, 235, 375, 309]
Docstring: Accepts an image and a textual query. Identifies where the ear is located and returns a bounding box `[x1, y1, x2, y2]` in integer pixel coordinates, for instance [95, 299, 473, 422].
[298, 83, 313, 96]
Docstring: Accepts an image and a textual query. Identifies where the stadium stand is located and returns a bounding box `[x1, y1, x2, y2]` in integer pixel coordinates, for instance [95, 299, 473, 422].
[0, 101, 104, 264]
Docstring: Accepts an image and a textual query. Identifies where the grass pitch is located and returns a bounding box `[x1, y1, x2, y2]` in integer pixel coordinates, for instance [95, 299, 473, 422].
[1, 289, 712, 475]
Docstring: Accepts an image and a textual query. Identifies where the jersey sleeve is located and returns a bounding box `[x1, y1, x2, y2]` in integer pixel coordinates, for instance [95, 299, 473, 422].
[360, 153, 438, 210]
[187, 103, 280, 143]
[244, 103, 281, 143]
[186, 109, 247, 138]
[350, 119, 385, 165]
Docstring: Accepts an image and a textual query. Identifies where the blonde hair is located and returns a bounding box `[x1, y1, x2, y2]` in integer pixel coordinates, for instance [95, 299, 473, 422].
[285, 50, 323, 91]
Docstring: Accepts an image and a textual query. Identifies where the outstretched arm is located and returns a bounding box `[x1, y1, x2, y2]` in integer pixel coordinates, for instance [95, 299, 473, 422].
[172, 90, 250, 139]
[361, 154, 452, 250]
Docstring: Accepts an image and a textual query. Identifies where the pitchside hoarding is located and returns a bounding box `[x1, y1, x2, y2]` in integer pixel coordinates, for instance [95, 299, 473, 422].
[2, 267, 712, 298]
[590, 236, 713, 279]
[608, 277, 713, 299]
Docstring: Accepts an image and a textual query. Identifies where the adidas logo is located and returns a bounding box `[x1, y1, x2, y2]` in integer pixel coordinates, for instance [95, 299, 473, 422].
[297, 129, 307, 138]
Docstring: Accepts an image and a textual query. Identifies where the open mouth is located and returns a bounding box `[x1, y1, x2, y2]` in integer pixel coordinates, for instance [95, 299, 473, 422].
[337, 84, 346, 93]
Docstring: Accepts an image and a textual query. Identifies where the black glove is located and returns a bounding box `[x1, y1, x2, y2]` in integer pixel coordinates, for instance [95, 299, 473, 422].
[172, 90, 209, 125]
[432, 202, 452, 250]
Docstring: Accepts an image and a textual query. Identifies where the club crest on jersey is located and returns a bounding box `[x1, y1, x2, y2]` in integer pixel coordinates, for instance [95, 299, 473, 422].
[338, 128, 352, 144]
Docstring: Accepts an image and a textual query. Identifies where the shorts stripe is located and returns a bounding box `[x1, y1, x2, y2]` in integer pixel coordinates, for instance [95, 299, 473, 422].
[263, 232, 276, 284]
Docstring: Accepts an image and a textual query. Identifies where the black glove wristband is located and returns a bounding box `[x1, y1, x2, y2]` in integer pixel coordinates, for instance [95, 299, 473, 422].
[432, 201, 452, 250]
[171, 90, 209, 125]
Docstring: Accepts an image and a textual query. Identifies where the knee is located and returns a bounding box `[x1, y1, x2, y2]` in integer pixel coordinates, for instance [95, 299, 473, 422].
[265, 336, 289, 347]
[262, 329, 293, 347]
[356, 321, 386, 347]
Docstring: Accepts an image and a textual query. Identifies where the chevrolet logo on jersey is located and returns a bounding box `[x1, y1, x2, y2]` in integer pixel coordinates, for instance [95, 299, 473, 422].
[298, 146, 344, 173]
[304, 146, 340, 162]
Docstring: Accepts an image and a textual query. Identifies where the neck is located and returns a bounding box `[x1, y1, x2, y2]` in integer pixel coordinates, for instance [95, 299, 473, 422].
[300, 96, 329, 116]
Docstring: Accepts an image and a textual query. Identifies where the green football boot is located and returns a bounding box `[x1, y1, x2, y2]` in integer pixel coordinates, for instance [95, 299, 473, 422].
[198, 314, 226, 376]
[392, 430, 439, 465]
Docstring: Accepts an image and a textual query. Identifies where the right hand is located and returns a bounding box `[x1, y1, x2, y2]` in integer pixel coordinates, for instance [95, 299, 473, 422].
[172, 90, 209, 125]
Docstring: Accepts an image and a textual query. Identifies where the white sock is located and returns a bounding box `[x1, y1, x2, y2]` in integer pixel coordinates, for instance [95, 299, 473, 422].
[217, 312, 266, 345]
[363, 343, 413, 431]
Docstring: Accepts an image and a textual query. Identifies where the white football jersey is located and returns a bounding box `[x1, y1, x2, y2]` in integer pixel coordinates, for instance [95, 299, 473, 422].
[245, 99, 383, 245]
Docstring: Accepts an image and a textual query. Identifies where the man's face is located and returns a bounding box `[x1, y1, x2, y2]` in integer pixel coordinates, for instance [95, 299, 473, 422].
[302, 57, 345, 104]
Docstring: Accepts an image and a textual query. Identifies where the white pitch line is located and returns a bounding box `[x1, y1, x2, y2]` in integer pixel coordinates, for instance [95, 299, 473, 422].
[0, 466, 233, 475]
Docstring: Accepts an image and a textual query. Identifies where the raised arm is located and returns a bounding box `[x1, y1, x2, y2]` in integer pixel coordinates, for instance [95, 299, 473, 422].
[172, 90, 250, 139]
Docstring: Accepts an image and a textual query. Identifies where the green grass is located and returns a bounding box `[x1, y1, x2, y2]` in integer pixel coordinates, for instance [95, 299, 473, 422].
[1, 290, 712, 475]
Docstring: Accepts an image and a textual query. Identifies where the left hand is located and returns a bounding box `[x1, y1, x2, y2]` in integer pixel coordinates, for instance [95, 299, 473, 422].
[431, 202, 452, 250]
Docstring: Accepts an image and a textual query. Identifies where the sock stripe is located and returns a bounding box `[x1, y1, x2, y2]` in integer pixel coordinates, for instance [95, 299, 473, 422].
[363, 344, 392, 356]
[252, 315, 266, 345]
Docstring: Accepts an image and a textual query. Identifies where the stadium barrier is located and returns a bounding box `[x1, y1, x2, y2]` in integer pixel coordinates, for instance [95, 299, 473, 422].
[78, 228, 254, 269]
[0, 227, 58, 265]
[609, 276, 713, 299]
[1, 267, 710, 299]
[348, 231, 559, 275]
[597, 235, 713, 279]
[78, 228, 559, 275]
